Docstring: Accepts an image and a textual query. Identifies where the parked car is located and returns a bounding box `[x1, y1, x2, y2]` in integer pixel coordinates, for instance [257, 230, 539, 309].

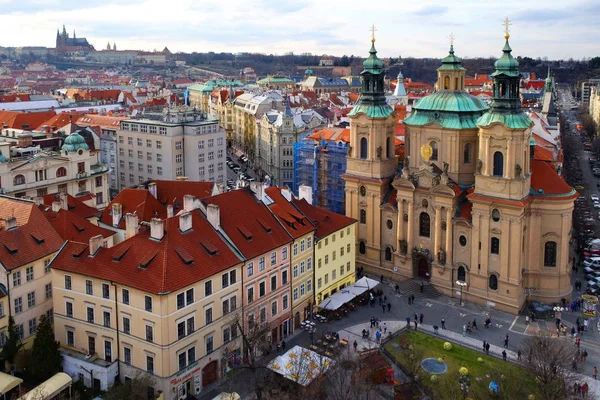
[592, 194, 599, 202]
[583, 257, 600, 268]
[594, 202, 600, 209]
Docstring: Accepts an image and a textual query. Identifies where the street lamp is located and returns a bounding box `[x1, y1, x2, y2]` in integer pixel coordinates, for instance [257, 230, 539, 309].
[456, 280, 467, 307]
[553, 306, 564, 329]
[458, 374, 471, 399]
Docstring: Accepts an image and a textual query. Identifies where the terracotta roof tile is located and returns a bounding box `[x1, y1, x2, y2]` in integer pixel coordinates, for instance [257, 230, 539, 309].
[202, 188, 292, 259]
[100, 189, 166, 229]
[51, 212, 242, 294]
[291, 198, 356, 239]
[42, 193, 99, 219]
[0, 196, 64, 270]
[0, 110, 56, 130]
[531, 159, 576, 198]
[150, 180, 213, 207]
[40, 208, 115, 243]
[264, 187, 316, 239]
[35, 111, 84, 131]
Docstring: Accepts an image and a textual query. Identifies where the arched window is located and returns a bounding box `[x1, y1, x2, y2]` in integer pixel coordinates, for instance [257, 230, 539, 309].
[463, 143, 472, 164]
[360, 137, 368, 159]
[544, 241, 557, 267]
[386, 137, 391, 159]
[419, 212, 430, 238]
[359, 241, 366, 255]
[360, 209, 366, 224]
[488, 274, 498, 290]
[444, 76, 450, 90]
[56, 167, 67, 178]
[457, 265, 466, 282]
[454, 77, 459, 90]
[430, 141, 438, 161]
[13, 174, 25, 186]
[385, 247, 392, 261]
[491, 237, 500, 254]
[493, 152, 504, 177]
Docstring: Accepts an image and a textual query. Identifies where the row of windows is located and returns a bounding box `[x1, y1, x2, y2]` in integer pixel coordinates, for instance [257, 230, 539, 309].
[316, 262, 352, 289]
[119, 149, 163, 162]
[247, 293, 290, 326]
[246, 250, 288, 278]
[247, 271, 289, 304]
[358, 137, 393, 159]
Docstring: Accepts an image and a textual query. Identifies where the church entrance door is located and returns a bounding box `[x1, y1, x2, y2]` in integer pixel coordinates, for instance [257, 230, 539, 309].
[417, 257, 430, 280]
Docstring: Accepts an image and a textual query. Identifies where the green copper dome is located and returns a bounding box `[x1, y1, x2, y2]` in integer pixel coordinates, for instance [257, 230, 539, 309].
[438, 45, 465, 72]
[61, 132, 89, 152]
[404, 92, 488, 129]
[362, 41, 384, 73]
[492, 40, 520, 77]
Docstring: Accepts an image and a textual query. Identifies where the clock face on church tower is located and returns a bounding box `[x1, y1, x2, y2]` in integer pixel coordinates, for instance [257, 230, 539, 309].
[360, 186, 366, 197]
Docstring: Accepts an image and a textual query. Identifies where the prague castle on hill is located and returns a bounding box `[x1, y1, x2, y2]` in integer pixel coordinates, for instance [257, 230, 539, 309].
[344, 28, 575, 314]
[55, 25, 94, 50]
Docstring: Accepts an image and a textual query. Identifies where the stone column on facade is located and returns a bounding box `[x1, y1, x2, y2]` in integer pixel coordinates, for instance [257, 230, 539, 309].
[406, 200, 414, 253]
[484, 136, 490, 176]
[445, 207, 453, 264]
[560, 213, 571, 273]
[500, 218, 511, 281]
[434, 206, 442, 259]
[397, 199, 405, 242]
[505, 138, 513, 179]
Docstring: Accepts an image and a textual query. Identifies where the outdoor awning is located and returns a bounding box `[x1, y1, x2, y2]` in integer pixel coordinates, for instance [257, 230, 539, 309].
[235, 151, 244, 158]
[346, 276, 379, 296]
[212, 393, 241, 400]
[0, 372, 22, 397]
[317, 290, 355, 310]
[18, 372, 71, 400]
[267, 345, 334, 386]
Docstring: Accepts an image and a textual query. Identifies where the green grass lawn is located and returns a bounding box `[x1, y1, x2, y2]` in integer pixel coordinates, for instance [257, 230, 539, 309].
[385, 331, 538, 397]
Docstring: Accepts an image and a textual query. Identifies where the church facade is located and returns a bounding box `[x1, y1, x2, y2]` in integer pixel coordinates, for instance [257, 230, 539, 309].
[344, 31, 575, 314]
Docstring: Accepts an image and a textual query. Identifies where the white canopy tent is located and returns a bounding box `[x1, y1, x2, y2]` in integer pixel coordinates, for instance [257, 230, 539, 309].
[346, 276, 379, 296]
[267, 345, 334, 386]
[18, 372, 71, 400]
[0, 372, 22, 400]
[317, 290, 355, 310]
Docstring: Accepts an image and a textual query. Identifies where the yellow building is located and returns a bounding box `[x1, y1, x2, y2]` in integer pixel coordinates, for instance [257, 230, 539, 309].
[51, 212, 243, 398]
[293, 196, 357, 303]
[344, 33, 576, 314]
[0, 196, 64, 348]
[0, 285, 9, 346]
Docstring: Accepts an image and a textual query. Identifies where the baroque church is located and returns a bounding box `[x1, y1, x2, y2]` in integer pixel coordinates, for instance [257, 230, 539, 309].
[343, 29, 576, 314]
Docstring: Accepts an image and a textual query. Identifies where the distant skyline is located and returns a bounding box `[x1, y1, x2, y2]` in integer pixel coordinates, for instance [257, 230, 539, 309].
[3, 0, 599, 60]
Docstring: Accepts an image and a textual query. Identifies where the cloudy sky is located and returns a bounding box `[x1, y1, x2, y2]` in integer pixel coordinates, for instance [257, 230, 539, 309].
[3, 0, 599, 59]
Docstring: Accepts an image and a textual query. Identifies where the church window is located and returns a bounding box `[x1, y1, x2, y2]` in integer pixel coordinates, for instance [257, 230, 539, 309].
[544, 241, 557, 267]
[459, 235, 467, 247]
[360, 138, 368, 159]
[457, 266, 466, 282]
[386, 137, 392, 159]
[14, 175, 25, 186]
[386, 220, 393, 230]
[419, 212, 430, 238]
[385, 247, 392, 261]
[430, 141, 438, 161]
[493, 152, 504, 177]
[463, 143, 472, 164]
[360, 210, 366, 224]
[454, 78, 459, 90]
[444, 76, 450, 90]
[491, 209, 500, 222]
[491, 237, 500, 255]
[359, 241, 366, 255]
[488, 274, 498, 290]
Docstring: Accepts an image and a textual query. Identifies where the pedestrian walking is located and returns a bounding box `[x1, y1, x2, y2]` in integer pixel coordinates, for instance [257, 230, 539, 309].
[502, 350, 507, 361]
[485, 342, 490, 355]
[441, 318, 446, 329]
[277, 343, 281, 355]
[517, 350, 522, 361]
[419, 313, 424, 324]
[420, 281, 424, 293]
[282, 340, 286, 351]
[414, 321, 418, 330]
[483, 341, 487, 352]
[463, 324, 467, 337]
[525, 315, 530, 324]
[370, 317, 375, 328]
[395, 284, 400, 294]
[383, 295, 387, 303]
[353, 340, 358, 352]
[383, 322, 388, 334]
[387, 302, 391, 312]
[582, 382, 589, 398]
[309, 331, 314, 344]
[406, 316, 411, 328]
[408, 295, 412, 305]
[472, 319, 478, 330]
[375, 330, 381, 343]
[572, 358, 578, 371]
[382, 304, 386, 313]
[504, 334, 509, 348]
[594, 366, 598, 380]
[380, 274, 384, 283]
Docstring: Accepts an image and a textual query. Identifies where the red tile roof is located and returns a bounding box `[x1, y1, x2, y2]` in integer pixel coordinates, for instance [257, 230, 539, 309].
[0, 110, 56, 130]
[525, 81, 545, 90]
[100, 189, 166, 229]
[264, 187, 316, 239]
[533, 145, 554, 162]
[0, 94, 31, 103]
[51, 212, 242, 294]
[0, 196, 64, 270]
[35, 111, 84, 131]
[151, 180, 214, 207]
[41, 193, 99, 219]
[457, 202, 472, 220]
[292, 198, 356, 239]
[202, 188, 292, 259]
[531, 160, 577, 199]
[40, 208, 115, 243]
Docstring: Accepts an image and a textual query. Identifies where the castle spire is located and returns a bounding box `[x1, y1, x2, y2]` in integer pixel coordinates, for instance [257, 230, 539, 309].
[545, 66, 552, 92]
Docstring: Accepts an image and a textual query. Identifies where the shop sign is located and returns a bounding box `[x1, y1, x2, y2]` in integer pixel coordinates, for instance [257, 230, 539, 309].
[194, 373, 201, 394]
[170, 362, 201, 385]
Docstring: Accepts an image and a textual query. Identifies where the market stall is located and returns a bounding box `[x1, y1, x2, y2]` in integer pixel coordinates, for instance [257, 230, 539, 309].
[267, 345, 335, 386]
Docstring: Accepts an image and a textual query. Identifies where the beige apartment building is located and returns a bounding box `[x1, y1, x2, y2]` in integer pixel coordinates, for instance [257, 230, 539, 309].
[117, 108, 226, 188]
[0, 196, 64, 347]
[51, 212, 243, 398]
[0, 132, 110, 209]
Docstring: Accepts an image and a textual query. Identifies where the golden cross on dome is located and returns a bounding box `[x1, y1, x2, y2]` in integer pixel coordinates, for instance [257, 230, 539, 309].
[370, 24, 377, 43]
[503, 17, 512, 39]
[449, 32, 455, 46]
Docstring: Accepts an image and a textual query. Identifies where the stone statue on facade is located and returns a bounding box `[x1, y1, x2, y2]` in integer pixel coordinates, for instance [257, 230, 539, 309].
[442, 161, 449, 175]
[347, 145, 352, 156]
[515, 164, 522, 177]
[401, 155, 411, 178]
[399, 239, 408, 255]
[476, 159, 483, 174]
[438, 248, 446, 265]
[376, 146, 382, 159]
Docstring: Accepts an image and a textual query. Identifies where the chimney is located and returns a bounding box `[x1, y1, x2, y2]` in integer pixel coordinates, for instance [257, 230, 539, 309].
[33, 196, 44, 206]
[250, 182, 265, 202]
[150, 218, 164, 240]
[148, 182, 157, 198]
[5, 216, 17, 230]
[281, 187, 292, 202]
[112, 203, 122, 227]
[59, 192, 68, 210]
[125, 213, 139, 240]
[89, 234, 103, 256]
[183, 195, 196, 212]
[179, 211, 192, 232]
[299, 185, 313, 205]
[52, 201, 62, 212]
[167, 204, 174, 218]
[207, 204, 220, 230]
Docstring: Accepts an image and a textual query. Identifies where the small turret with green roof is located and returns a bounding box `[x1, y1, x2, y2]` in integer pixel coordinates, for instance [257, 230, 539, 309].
[61, 132, 89, 152]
